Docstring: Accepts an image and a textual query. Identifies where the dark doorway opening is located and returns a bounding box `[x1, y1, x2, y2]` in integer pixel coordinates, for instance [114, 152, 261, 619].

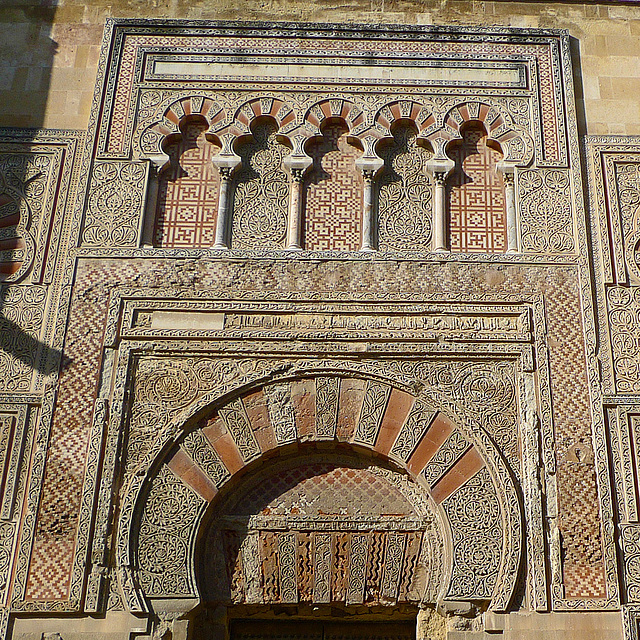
[231, 620, 416, 640]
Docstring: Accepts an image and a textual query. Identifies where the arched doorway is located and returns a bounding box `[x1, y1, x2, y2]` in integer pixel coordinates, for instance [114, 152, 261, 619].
[119, 373, 523, 637]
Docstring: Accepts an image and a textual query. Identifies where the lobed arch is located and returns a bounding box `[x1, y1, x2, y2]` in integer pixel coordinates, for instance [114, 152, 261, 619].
[230, 97, 297, 137]
[437, 101, 533, 165]
[116, 370, 523, 618]
[371, 100, 436, 140]
[136, 94, 226, 164]
[303, 98, 365, 137]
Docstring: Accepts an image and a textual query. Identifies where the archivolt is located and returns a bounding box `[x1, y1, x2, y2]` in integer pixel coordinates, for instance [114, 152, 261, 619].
[117, 371, 523, 615]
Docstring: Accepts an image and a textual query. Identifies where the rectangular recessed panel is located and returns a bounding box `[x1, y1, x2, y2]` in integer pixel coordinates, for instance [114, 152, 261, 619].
[150, 56, 525, 88]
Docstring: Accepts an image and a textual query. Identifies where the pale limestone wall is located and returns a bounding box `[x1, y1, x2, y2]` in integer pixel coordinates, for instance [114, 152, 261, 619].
[1, 0, 639, 134]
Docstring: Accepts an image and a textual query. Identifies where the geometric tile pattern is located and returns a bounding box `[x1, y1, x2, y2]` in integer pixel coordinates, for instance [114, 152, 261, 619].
[448, 125, 507, 253]
[541, 269, 607, 600]
[231, 463, 415, 517]
[154, 120, 220, 248]
[24, 263, 139, 600]
[24, 540, 75, 601]
[304, 123, 363, 251]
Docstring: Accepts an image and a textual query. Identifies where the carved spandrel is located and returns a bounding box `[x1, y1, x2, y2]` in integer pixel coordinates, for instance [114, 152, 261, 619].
[518, 169, 574, 254]
[0, 286, 46, 392]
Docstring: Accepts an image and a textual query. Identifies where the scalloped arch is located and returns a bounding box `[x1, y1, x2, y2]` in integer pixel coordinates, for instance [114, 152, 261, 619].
[438, 101, 533, 164]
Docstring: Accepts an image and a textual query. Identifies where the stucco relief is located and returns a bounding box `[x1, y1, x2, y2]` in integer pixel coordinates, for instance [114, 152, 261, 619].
[125, 372, 523, 614]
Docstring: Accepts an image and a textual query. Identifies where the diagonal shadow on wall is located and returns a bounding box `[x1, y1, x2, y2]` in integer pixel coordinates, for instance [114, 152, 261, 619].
[0, 0, 65, 382]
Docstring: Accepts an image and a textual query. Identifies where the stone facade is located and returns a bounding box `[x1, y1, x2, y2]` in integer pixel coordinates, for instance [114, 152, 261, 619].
[1, 4, 640, 640]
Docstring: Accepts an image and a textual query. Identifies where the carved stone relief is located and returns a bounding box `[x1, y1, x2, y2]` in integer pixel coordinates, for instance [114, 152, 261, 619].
[128, 372, 523, 612]
[16, 22, 609, 628]
[606, 287, 640, 394]
[376, 124, 433, 252]
[231, 121, 290, 250]
[0, 286, 46, 392]
[0, 154, 50, 281]
[200, 458, 444, 607]
[82, 161, 148, 248]
[518, 168, 574, 253]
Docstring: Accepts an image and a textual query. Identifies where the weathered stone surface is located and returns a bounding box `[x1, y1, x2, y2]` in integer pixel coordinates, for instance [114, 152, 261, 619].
[1, 8, 639, 640]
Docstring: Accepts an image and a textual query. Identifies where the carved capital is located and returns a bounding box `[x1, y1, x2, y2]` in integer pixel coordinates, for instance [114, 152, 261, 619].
[433, 172, 448, 186]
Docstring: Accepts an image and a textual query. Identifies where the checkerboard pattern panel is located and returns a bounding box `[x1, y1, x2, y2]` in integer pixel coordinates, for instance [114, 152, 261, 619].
[154, 122, 220, 248]
[448, 126, 507, 253]
[25, 263, 138, 601]
[24, 540, 75, 601]
[541, 269, 608, 599]
[304, 123, 363, 251]
[558, 462, 607, 599]
[563, 563, 607, 599]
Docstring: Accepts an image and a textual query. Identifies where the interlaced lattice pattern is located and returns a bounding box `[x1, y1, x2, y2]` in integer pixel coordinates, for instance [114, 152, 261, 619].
[304, 123, 363, 251]
[448, 126, 507, 253]
[154, 121, 220, 248]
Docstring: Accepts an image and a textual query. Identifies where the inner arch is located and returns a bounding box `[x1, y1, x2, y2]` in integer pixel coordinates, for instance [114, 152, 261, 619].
[197, 450, 446, 608]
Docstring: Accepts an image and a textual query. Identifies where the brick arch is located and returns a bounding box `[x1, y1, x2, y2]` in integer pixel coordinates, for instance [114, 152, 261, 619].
[119, 373, 523, 615]
[372, 100, 436, 139]
[162, 96, 225, 133]
[231, 97, 297, 136]
[303, 98, 365, 136]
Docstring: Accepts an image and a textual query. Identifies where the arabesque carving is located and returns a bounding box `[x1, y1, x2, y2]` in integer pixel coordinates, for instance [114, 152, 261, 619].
[83, 161, 148, 247]
[123, 371, 523, 613]
[518, 169, 574, 253]
[231, 121, 290, 250]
